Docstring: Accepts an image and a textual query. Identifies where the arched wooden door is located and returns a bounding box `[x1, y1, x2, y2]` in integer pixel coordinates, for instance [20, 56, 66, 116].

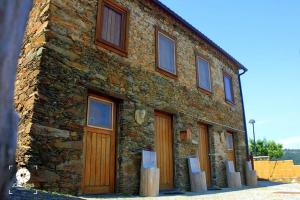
[155, 111, 174, 190]
[82, 95, 116, 194]
[198, 123, 211, 186]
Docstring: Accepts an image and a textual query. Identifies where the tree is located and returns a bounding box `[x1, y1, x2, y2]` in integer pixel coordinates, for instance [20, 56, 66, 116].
[249, 138, 283, 160]
[282, 149, 300, 164]
[0, 1, 32, 199]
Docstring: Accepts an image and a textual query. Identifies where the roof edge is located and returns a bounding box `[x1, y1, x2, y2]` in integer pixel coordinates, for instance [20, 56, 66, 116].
[152, 0, 248, 72]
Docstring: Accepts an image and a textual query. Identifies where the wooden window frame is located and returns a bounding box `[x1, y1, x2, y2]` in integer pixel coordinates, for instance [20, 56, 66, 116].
[196, 56, 212, 95]
[87, 95, 114, 131]
[155, 27, 178, 79]
[226, 132, 234, 150]
[95, 0, 129, 57]
[223, 72, 235, 105]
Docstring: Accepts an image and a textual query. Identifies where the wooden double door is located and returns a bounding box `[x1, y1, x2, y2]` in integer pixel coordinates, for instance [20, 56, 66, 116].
[82, 95, 116, 194]
[155, 111, 174, 190]
[198, 123, 211, 186]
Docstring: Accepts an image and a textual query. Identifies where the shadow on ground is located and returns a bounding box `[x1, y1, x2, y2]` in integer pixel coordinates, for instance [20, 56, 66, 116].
[9, 187, 83, 200]
[80, 181, 288, 199]
[8, 181, 289, 199]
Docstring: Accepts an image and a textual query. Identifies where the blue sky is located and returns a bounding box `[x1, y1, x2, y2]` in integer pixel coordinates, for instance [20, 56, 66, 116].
[160, 0, 300, 149]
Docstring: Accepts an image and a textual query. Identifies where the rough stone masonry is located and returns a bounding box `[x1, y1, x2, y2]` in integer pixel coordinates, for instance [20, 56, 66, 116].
[15, 0, 248, 195]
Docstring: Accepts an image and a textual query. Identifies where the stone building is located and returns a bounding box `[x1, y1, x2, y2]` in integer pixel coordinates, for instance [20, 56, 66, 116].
[15, 0, 249, 195]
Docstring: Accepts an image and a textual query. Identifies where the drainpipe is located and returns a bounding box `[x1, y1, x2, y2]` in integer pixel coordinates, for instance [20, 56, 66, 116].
[238, 67, 249, 160]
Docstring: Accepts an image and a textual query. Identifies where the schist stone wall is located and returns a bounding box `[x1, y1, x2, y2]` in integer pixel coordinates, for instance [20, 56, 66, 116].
[15, 0, 247, 195]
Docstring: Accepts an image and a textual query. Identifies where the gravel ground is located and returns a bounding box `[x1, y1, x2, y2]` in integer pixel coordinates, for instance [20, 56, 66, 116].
[9, 181, 300, 200]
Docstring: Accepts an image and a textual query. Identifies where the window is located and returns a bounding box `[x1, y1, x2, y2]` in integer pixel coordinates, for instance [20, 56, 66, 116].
[226, 133, 234, 150]
[87, 97, 113, 129]
[196, 57, 212, 92]
[156, 29, 177, 78]
[95, 0, 128, 56]
[223, 73, 234, 103]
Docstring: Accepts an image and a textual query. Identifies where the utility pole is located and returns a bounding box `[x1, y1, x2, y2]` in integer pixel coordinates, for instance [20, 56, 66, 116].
[249, 119, 256, 156]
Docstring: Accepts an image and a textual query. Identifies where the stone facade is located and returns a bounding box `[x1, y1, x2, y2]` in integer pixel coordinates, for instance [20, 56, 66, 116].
[15, 0, 248, 195]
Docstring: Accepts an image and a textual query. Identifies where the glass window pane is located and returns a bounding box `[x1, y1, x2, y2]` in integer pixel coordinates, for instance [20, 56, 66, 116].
[158, 33, 176, 74]
[224, 75, 233, 102]
[226, 134, 233, 150]
[88, 98, 112, 129]
[197, 59, 211, 91]
[101, 6, 122, 47]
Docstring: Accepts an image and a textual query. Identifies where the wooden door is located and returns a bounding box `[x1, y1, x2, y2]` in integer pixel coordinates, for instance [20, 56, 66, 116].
[82, 95, 116, 194]
[226, 132, 235, 164]
[198, 123, 211, 186]
[155, 111, 174, 190]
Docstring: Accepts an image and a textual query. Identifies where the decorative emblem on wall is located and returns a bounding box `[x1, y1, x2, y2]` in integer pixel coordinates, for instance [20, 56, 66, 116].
[135, 109, 146, 125]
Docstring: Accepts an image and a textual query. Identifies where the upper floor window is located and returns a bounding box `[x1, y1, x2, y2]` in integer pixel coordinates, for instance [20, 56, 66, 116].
[156, 28, 177, 78]
[196, 57, 212, 93]
[223, 72, 235, 104]
[95, 0, 128, 56]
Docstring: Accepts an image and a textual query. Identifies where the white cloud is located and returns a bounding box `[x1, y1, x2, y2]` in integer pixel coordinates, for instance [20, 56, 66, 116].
[277, 136, 300, 149]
